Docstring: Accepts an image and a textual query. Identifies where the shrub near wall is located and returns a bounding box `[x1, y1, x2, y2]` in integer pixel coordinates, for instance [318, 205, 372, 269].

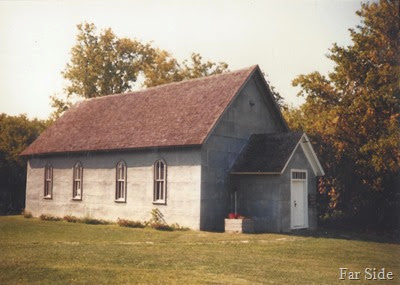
[22, 210, 32, 218]
[39, 214, 61, 221]
[117, 218, 145, 228]
[63, 215, 81, 223]
[36, 210, 189, 231]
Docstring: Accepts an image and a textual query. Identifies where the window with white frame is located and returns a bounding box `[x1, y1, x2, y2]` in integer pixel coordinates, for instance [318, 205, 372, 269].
[72, 162, 83, 200]
[115, 161, 127, 202]
[44, 163, 53, 199]
[153, 160, 166, 204]
[292, 171, 307, 180]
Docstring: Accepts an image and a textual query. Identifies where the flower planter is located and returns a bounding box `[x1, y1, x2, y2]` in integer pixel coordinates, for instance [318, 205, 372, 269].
[224, 218, 254, 233]
[228, 213, 236, 219]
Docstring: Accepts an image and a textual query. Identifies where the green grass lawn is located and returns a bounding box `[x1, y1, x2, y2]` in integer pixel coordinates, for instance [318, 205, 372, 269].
[0, 216, 399, 284]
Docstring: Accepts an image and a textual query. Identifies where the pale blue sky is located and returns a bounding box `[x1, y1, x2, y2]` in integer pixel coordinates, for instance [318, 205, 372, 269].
[0, 0, 363, 119]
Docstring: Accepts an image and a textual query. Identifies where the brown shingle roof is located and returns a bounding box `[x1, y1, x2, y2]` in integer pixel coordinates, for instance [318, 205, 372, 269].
[21, 65, 258, 156]
[230, 132, 304, 173]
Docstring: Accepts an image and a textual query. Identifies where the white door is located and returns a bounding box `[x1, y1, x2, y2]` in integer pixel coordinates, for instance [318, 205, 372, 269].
[291, 170, 307, 229]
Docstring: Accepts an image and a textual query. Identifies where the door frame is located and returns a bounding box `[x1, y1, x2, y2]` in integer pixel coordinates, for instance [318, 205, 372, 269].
[290, 169, 308, 229]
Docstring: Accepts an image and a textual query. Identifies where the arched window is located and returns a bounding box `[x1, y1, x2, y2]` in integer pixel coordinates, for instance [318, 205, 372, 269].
[72, 162, 83, 200]
[153, 160, 166, 204]
[115, 161, 127, 202]
[44, 163, 53, 199]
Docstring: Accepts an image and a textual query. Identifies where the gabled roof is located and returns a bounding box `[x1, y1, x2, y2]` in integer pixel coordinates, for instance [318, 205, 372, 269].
[230, 132, 325, 176]
[22, 65, 287, 156]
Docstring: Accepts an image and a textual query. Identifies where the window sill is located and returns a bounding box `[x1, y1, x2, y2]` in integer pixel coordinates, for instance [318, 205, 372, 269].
[152, 201, 166, 205]
[72, 197, 82, 201]
[43, 196, 52, 200]
[114, 199, 126, 203]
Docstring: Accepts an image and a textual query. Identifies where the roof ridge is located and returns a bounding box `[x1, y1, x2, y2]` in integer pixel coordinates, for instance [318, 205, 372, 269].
[86, 65, 258, 102]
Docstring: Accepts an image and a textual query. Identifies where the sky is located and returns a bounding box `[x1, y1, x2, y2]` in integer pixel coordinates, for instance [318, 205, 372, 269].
[0, 0, 363, 120]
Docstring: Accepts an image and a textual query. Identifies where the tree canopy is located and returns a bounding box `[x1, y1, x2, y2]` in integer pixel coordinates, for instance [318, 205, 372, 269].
[142, 51, 229, 88]
[284, 0, 399, 230]
[61, 23, 230, 97]
[51, 22, 231, 118]
[62, 23, 150, 99]
[0, 114, 48, 214]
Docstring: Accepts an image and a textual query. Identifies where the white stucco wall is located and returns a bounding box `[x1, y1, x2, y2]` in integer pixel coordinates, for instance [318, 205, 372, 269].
[25, 147, 202, 229]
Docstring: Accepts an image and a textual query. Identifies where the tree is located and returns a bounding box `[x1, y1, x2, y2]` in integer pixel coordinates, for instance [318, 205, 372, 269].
[0, 114, 47, 214]
[259, 70, 286, 110]
[49, 93, 74, 121]
[142, 51, 229, 88]
[285, 0, 400, 230]
[53, 22, 230, 118]
[62, 22, 149, 99]
[141, 48, 183, 88]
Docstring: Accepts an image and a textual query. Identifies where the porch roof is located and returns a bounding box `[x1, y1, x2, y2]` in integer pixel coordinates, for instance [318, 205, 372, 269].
[230, 132, 324, 176]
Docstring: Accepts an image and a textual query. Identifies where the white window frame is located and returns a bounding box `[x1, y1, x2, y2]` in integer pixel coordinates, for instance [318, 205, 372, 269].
[72, 162, 83, 200]
[292, 170, 307, 181]
[290, 169, 308, 229]
[115, 161, 127, 202]
[153, 159, 167, 204]
[44, 163, 53, 199]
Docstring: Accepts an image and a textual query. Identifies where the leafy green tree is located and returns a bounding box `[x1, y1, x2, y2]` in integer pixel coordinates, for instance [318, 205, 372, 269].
[259, 70, 286, 110]
[52, 22, 231, 118]
[63, 22, 149, 99]
[142, 51, 229, 87]
[141, 49, 183, 88]
[285, 0, 399, 230]
[49, 93, 74, 120]
[179, 53, 229, 81]
[0, 114, 47, 214]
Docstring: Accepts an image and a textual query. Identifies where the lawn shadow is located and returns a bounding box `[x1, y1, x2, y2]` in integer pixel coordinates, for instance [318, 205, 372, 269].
[285, 227, 400, 245]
